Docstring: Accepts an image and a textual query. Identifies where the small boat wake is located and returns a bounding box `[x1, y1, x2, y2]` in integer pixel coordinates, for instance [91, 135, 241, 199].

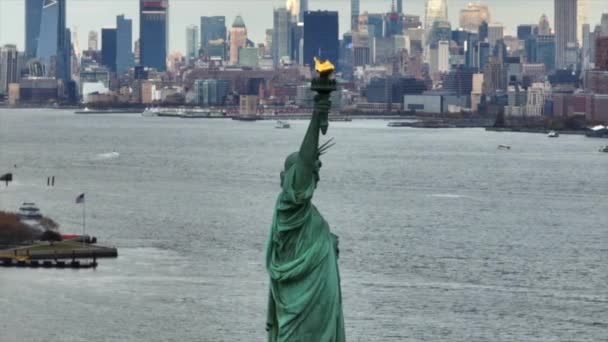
[94, 151, 120, 160]
[430, 193, 465, 199]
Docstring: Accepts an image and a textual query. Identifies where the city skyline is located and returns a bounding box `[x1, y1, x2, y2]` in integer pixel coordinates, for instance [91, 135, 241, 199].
[1, 0, 607, 55]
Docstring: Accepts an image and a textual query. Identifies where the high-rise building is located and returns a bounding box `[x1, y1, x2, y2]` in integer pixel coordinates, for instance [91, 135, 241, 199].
[596, 37, 608, 70]
[304, 11, 339, 70]
[538, 14, 551, 35]
[601, 14, 608, 36]
[488, 23, 504, 49]
[351, 0, 360, 31]
[554, 0, 577, 70]
[286, 0, 308, 23]
[459, 2, 490, 33]
[396, 0, 403, 14]
[425, 0, 448, 43]
[101, 28, 117, 72]
[577, 0, 587, 45]
[517, 25, 537, 41]
[200, 16, 226, 59]
[229, 16, 248, 65]
[140, 0, 168, 71]
[36, 0, 69, 83]
[186, 25, 199, 62]
[437, 40, 450, 73]
[116, 15, 134, 74]
[88, 31, 98, 51]
[25, 0, 44, 59]
[0, 45, 20, 95]
[273, 7, 292, 66]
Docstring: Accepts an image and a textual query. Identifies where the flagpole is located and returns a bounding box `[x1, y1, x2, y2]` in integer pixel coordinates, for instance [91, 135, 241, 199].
[82, 199, 86, 247]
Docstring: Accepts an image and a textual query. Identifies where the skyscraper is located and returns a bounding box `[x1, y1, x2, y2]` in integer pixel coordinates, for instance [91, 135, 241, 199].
[229, 16, 248, 65]
[88, 31, 98, 51]
[554, 0, 577, 69]
[351, 0, 360, 31]
[425, 0, 448, 43]
[459, 3, 490, 33]
[200, 16, 226, 59]
[577, 0, 587, 45]
[116, 15, 134, 74]
[488, 23, 504, 49]
[286, 0, 307, 22]
[25, 0, 44, 59]
[396, 0, 403, 14]
[101, 28, 117, 72]
[36, 0, 68, 83]
[303, 11, 339, 70]
[538, 14, 552, 35]
[0, 45, 19, 95]
[186, 25, 199, 62]
[139, 0, 168, 71]
[273, 7, 292, 66]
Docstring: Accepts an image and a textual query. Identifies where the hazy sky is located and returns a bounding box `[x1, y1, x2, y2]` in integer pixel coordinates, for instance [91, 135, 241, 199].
[0, 0, 606, 54]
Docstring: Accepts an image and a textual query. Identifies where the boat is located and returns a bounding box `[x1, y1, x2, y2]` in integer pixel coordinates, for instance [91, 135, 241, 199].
[232, 115, 261, 121]
[388, 121, 412, 127]
[275, 120, 291, 129]
[329, 116, 352, 122]
[600, 146, 608, 153]
[142, 107, 160, 116]
[18, 202, 43, 220]
[497, 145, 511, 150]
[75, 107, 143, 114]
[179, 109, 225, 119]
[586, 125, 608, 138]
[548, 131, 559, 138]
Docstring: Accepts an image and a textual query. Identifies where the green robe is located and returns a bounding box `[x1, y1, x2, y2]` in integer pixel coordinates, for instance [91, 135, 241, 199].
[266, 160, 346, 342]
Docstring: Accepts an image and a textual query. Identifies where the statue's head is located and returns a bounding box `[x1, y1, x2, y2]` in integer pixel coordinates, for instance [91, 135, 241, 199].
[280, 152, 321, 188]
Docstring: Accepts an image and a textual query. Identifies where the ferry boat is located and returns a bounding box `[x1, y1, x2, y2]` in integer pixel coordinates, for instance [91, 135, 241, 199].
[18, 202, 43, 220]
[275, 120, 291, 129]
[548, 131, 559, 138]
[600, 146, 608, 153]
[75, 107, 143, 114]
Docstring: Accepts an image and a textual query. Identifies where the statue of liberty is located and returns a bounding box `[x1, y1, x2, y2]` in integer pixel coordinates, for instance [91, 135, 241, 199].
[265, 58, 346, 342]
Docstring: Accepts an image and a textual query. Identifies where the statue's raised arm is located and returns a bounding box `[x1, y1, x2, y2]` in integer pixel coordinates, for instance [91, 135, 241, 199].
[291, 58, 337, 191]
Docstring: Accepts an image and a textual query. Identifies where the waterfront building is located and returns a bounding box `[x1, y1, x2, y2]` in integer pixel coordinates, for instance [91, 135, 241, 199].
[186, 25, 199, 62]
[25, 0, 44, 59]
[101, 28, 117, 72]
[79, 66, 110, 95]
[139, 0, 168, 71]
[194, 79, 229, 106]
[239, 95, 258, 115]
[116, 15, 134, 75]
[404, 92, 468, 114]
[8, 83, 20, 105]
[554, 0, 577, 70]
[526, 82, 551, 116]
[351, 0, 360, 31]
[88, 31, 98, 51]
[425, 0, 448, 43]
[443, 67, 476, 96]
[303, 11, 339, 70]
[19, 77, 58, 103]
[201, 16, 226, 59]
[0, 45, 20, 95]
[538, 14, 552, 35]
[471, 73, 484, 111]
[273, 8, 292, 67]
[504, 85, 527, 116]
[229, 16, 247, 65]
[459, 3, 490, 33]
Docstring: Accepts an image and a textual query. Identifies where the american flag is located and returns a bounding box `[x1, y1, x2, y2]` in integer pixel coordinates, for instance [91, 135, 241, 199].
[75, 193, 85, 204]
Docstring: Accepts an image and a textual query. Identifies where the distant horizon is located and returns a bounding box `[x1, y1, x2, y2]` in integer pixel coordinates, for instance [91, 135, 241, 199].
[1, 0, 606, 55]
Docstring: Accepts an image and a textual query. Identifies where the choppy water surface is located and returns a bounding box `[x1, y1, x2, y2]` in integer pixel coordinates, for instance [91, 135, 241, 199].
[0, 109, 607, 341]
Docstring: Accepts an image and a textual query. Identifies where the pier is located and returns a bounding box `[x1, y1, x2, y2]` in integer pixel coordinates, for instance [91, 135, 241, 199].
[0, 240, 117, 269]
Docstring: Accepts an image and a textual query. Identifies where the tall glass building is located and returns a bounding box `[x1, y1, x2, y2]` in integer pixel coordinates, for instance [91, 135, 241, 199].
[25, 0, 44, 59]
[303, 11, 339, 70]
[101, 28, 117, 72]
[139, 0, 168, 71]
[116, 15, 134, 75]
[425, 0, 448, 43]
[200, 16, 226, 58]
[36, 0, 68, 83]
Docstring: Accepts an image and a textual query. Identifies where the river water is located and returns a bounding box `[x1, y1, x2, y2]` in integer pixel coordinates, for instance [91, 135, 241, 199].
[0, 109, 606, 341]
